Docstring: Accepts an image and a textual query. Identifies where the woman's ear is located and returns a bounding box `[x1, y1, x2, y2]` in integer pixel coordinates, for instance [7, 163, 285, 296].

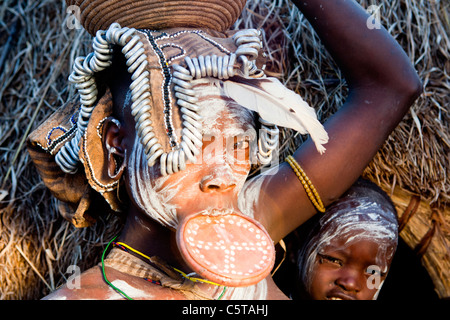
[103, 118, 127, 179]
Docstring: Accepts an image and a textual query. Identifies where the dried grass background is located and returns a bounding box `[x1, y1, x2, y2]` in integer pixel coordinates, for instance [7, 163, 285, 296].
[0, 0, 448, 299]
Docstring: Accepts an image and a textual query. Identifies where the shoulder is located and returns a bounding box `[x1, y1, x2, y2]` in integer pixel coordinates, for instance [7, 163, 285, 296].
[42, 265, 185, 300]
[42, 266, 110, 300]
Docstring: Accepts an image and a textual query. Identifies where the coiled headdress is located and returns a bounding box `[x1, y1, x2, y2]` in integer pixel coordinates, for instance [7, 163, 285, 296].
[55, 23, 282, 176]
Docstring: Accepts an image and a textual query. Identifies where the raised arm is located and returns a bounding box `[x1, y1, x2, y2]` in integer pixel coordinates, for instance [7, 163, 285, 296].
[252, 0, 422, 243]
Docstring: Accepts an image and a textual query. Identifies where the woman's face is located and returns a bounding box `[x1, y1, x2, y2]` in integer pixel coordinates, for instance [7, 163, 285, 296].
[308, 233, 395, 300]
[126, 95, 257, 228]
[152, 103, 256, 223]
[126, 98, 278, 286]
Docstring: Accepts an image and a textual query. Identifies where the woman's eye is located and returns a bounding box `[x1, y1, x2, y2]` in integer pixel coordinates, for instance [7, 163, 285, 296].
[318, 254, 343, 266]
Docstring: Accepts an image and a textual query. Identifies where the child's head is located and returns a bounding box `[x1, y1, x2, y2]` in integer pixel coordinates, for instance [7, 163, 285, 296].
[297, 178, 398, 300]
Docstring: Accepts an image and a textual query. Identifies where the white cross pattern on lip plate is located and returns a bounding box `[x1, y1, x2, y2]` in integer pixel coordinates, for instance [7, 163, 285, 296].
[178, 213, 275, 286]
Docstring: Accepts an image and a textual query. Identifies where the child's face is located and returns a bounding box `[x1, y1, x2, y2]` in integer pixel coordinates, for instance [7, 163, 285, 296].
[308, 233, 395, 300]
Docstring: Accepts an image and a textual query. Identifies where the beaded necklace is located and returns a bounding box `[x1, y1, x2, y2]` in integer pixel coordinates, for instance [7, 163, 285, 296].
[101, 235, 227, 300]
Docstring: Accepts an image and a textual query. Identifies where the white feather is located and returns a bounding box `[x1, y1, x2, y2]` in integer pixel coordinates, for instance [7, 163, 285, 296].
[223, 77, 329, 154]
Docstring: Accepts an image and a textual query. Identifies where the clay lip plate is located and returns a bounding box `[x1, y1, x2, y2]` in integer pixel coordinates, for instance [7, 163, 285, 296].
[176, 211, 275, 287]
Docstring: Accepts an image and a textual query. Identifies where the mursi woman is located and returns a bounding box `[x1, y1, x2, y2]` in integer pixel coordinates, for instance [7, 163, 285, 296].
[29, 0, 421, 300]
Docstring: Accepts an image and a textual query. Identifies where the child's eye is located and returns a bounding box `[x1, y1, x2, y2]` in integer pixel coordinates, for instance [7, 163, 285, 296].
[318, 253, 343, 267]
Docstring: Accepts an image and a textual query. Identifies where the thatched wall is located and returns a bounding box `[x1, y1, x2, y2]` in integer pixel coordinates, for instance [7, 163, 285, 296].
[0, 0, 448, 299]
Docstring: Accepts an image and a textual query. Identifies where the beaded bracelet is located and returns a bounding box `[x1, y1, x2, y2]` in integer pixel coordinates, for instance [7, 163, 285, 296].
[285, 155, 326, 213]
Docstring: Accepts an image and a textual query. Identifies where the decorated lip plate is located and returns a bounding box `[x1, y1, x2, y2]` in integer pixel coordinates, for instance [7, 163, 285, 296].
[176, 211, 275, 287]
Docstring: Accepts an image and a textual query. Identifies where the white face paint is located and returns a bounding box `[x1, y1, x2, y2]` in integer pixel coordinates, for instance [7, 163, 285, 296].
[127, 78, 258, 229]
[297, 184, 398, 298]
[194, 78, 256, 136]
[237, 173, 264, 219]
[225, 278, 268, 300]
[196, 79, 257, 171]
[237, 164, 279, 219]
[127, 135, 179, 229]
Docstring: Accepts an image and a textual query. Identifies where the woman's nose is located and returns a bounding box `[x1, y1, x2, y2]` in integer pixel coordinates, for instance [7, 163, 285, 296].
[200, 167, 237, 193]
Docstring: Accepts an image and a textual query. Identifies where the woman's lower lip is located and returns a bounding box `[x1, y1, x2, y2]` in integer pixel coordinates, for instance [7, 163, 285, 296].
[178, 208, 237, 220]
[326, 293, 356, 300]
[200, 208, 234, 216]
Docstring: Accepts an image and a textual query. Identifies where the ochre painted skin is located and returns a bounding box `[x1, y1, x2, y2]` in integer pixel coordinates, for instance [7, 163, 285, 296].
[42, 266, 287, 300]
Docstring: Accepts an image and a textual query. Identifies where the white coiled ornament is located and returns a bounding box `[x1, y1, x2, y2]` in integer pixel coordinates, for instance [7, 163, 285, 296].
[56, 23, 278, 176]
